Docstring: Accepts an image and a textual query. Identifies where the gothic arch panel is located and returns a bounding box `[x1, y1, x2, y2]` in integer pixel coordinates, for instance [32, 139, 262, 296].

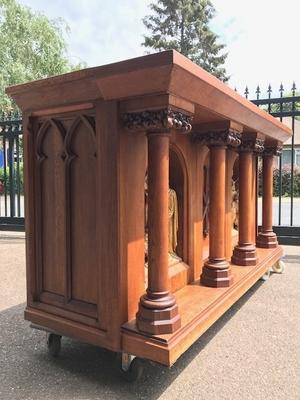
[36, 119, 66, 296]
[65, 116, 98, 305]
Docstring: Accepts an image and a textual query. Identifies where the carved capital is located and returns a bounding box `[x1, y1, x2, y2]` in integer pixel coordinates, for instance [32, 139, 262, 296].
[239, 138, 265, 153]
[264, 145, 283, 157]
[195, 129, 242, 148]
[123, 108, 193, 133]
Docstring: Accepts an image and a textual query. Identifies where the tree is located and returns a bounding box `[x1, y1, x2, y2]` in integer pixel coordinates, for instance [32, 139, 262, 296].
[142, 0, 228, 81]
[0, 0, 86, 110]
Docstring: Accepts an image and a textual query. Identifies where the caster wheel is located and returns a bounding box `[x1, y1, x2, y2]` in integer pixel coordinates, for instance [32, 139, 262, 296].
[260, 268, 271, 281]
[47, 333, 61, 357]
[272, 260, 285, 274]
[116, 353, 144, 382]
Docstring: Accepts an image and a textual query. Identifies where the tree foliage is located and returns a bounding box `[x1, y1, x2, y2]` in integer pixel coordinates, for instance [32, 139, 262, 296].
[0, 0, 85, 110]
[142, 0, 228, 81]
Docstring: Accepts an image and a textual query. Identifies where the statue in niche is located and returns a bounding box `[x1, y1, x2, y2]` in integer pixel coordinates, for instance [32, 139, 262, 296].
[144, 173, 181, 269]
[203, 165, 209, 238]
[232, 179, 239, 230]
[168, 188, 181, 265]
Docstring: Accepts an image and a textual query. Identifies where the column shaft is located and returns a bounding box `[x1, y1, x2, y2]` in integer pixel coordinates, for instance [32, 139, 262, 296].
[257, 154, 278, 248]
[136, 132, 181, 335]
[232, 151, 257, 265]
[201, 146, 233, 287]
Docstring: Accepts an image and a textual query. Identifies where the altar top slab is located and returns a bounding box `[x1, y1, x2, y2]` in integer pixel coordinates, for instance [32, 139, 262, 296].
[7, 50, 291, 142]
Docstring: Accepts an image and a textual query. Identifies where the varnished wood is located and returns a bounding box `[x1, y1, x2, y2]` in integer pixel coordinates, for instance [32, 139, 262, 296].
[257, 150, 278, 248]
[137, 132, 181, 335]
[7, 51, 291, 142]
[122, 246, 283, 366]
[232, 150, 257, 265]
[8, 51, 290, 370]
[201, 145, 233, 287]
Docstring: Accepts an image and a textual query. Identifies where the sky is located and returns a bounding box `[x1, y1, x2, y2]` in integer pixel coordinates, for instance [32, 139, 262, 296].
[17, 0, 300, 98]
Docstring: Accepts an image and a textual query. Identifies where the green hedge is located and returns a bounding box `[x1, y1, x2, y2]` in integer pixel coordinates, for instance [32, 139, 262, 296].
[0, 164, 24, 194]
[258, 164, 300, 197]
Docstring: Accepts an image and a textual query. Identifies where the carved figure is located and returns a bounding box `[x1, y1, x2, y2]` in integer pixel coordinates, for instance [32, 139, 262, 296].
[144, 173, 181, 267]
[232, 179, 239, 230]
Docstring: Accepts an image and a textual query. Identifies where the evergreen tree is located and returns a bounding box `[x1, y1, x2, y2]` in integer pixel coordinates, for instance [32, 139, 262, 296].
[142, 0, 228, 82]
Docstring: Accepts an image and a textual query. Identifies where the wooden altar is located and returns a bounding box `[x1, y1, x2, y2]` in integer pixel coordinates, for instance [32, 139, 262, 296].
[7, 50, 291, 375]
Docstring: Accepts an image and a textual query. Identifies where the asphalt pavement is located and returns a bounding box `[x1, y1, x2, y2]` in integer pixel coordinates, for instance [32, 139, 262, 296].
[0, 235, 299, 400]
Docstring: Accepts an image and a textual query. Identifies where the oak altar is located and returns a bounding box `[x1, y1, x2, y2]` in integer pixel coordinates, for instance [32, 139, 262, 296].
[7, 50, 291, 370]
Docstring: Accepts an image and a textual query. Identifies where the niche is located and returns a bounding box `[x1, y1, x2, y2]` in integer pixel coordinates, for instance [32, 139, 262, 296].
[169, 146, 186, 261]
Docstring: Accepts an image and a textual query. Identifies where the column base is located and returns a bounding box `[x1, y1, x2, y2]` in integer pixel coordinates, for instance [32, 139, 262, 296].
[136, 292, 181, 335]
[257, 232, 278, 248]
[201, 259, 233, 288]
[231, 244, 257, 266]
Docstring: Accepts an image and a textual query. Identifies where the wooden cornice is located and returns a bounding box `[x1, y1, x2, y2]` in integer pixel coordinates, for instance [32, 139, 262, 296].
[6, 50, 291, 143]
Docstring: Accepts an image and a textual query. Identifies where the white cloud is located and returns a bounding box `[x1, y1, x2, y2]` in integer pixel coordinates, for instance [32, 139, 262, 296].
[16, 0, 300, 97]
[212, 0, 300, 96]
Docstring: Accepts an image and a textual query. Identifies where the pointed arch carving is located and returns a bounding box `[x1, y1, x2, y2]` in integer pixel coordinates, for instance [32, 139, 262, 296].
[35, 118, 67, 297]
[64, 115, 96, 162]
[36, 118, 66, 163]
[64, 114, 98, 305]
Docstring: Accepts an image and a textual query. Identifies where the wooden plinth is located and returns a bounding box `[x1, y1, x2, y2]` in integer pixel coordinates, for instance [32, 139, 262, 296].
[201, 260, 233, 288]
[122, 246, 283, 367]
[257, 154, 278, 249]
[257, 232, 278, 248]
[232, 244, 257, 266]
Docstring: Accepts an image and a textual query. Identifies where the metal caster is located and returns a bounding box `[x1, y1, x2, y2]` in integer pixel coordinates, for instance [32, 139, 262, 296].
[47, 333, 61, 357]
[116, 353, 144, 382]
[260, 268, 271, 281]
[272, 259, 285, 274]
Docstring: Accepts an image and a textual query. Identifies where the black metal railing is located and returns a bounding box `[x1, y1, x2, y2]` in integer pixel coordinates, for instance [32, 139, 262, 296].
[244, 83, 300, 244]
[0, 111, 24, 230]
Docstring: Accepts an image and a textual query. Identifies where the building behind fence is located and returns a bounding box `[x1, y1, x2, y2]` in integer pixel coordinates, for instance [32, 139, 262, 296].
[0, 84, 299, 241]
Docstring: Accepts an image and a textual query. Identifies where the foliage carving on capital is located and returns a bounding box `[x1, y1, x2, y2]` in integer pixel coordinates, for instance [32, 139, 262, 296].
[194, 129, 242, 147]
[264, 145, 283, 156]
[123, 108, 193, 133]
[239, 138, 265, 153]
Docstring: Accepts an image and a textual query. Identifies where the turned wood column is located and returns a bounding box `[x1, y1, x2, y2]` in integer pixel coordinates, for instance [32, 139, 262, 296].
[136, 131, 181, 334]
[199, 129, 241, 287]
[232, 138, 264, 266]
[123, 107, 193, 335]
[257, 145, 282, 248]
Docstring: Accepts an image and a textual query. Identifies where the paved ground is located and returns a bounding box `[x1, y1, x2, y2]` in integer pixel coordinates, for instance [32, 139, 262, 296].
[0, 234, 299, 400]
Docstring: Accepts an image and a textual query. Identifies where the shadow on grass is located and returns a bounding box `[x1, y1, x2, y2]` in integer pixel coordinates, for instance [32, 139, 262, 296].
[0, 279, 265, 400]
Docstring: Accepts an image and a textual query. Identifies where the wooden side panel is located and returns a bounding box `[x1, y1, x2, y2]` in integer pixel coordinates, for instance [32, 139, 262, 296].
[119, 129, 146, 322]
[67, 117, 97, 304]
[37, 120, 66, 296]
[23, 113, 38, 304]
[33, 113, 101, 325]
[96, 100, 121, 347]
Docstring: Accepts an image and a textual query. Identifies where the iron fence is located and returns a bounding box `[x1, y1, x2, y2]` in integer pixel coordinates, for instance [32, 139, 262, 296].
[0, 111, 24, 230]
[0, 83, 299, 242]
[244, 83, 300, 244]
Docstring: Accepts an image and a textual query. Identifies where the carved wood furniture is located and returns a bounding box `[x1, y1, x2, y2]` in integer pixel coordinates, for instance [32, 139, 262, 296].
[7, 50, 291, 372]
